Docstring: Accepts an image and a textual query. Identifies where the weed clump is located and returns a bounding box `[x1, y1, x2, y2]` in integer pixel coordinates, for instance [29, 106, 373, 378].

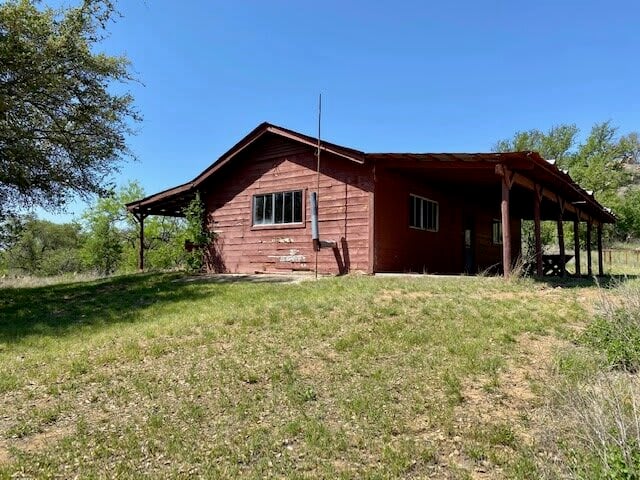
[544, 280, 640, 479]
[583, 282, 640, 372]
[560, 374, 640, 480]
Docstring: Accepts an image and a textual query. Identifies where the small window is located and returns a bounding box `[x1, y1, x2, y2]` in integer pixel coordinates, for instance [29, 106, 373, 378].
[253, 190, 303, 225]
[492, 219, 503, 245]
[409, 194, 438, 232]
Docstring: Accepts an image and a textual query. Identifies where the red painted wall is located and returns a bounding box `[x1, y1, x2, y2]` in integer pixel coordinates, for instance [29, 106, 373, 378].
[200, 135, 522, 276]
[201, 135, 374, 274]
[374, 168, 464, 273]
[373, 168, 521, 274]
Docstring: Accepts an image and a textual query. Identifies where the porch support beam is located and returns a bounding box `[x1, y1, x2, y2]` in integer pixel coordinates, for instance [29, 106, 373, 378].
[533, 184, 543, 276]
[557, 199, 566, 277]
[496, 164, 514, 277]
[133, 212, 148, 271]
[586, 219, 593, 276]
[573, 217, 581, 277]
[597, 223, 604, 276]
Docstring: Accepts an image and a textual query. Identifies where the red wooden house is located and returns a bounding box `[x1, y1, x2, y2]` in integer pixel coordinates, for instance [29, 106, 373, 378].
[126, 122, 615, 277]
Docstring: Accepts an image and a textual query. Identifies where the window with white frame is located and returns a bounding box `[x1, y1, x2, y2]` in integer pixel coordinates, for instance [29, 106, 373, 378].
[253, 190, 303, 226]
[492, 219, 503, 245]
[409, 194, 438, 232]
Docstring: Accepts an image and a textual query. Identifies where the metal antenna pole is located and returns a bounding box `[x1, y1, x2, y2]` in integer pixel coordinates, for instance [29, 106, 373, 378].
[315, 93, 321, 280]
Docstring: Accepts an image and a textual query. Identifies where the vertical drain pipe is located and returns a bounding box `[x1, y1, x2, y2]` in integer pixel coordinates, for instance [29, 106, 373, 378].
[310, 191, 320, 253]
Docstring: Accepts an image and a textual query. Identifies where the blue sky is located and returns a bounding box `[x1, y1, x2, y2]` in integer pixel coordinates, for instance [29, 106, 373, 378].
[43, 0, 640, 221]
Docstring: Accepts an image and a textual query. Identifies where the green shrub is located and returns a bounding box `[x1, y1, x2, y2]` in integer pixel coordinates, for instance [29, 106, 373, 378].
[182, 192, 213, 272]
[584, 314, 640, 372]
[605, 443, 640, 480]
[41, 248, 84, 276]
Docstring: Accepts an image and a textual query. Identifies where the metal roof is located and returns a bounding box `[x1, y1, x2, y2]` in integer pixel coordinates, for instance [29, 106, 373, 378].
[126, 123, 615, 223]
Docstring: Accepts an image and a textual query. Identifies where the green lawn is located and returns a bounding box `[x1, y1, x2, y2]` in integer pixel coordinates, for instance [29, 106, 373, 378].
[0, 273, 609, 478]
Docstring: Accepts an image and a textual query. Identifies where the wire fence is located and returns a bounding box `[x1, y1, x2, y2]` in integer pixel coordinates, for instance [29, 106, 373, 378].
[603, 248, 640, 274]
[552, 248, 640, 276]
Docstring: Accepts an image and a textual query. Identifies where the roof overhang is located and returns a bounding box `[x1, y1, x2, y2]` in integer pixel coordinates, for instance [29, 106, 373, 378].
[369, 151, 615, 224]
[126, 181, 195, 217]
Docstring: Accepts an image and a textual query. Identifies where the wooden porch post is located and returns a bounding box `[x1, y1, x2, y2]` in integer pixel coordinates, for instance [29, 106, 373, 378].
[597, 223, 604, 276]
[533, 185, 543, 276]
[499, 166, 512, 277]
[134, 212, 147, 271]
[573, 217, 581, 277]
[586, 219, 593, 276]
[557, 199, 566, 277]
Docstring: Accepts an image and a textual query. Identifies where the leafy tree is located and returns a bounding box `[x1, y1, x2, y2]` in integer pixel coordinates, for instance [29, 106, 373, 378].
[81, 210, 123, 274]
[0, 213, 25, 251]
[564, 122, 630, 204]
[614, 189, 640, 241]
[1, 180, 190, 277]
[81, 181, 141, 274]
[3, 215, 84, 275]
[119, 214, 188, 271]
[82, 180, 188, 274]
[0, 0, 139, 218]
[494, 124, 579, 164]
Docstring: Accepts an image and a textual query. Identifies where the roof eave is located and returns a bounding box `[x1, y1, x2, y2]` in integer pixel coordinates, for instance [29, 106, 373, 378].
[125, 181, 194, 213]
[125, 122, 366, 215]
[526, 152, 616, 224]
[188, 123, 365, 189]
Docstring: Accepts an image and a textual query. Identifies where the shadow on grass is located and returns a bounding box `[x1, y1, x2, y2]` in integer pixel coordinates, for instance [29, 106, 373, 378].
[531, 274, 640, 289]
[176, 273, 307, 285]
[0, 272, 219, 344]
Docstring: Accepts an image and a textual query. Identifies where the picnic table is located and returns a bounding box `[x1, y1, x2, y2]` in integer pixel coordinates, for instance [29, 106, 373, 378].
[541, 254, 574, 276]
[523, 254, 574, 276]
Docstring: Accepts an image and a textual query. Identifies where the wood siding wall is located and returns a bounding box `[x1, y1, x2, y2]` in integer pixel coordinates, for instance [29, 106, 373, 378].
[374, 169, 464, 273]
[201, 135, 373, 274]
[373, 168, 521, 274]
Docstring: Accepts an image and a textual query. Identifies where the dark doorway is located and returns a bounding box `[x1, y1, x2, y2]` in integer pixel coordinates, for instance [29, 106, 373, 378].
[463, 216, 475, 273]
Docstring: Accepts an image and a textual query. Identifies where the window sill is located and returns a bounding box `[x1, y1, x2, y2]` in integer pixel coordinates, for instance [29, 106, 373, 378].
[251, 222, 306, 231]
